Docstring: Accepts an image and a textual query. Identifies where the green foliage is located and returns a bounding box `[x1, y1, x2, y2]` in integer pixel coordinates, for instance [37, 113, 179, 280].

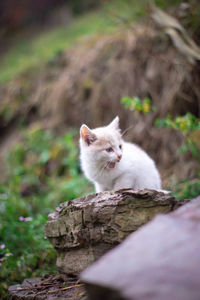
[154, 113, 200, 198]
[156, 113, 200, 162]
[121, 96, 155, 114]
[155, 113, 200, 135]
[102, 0, 148, 26]
[0, 127, 92, 298]
[171, 178, 200, 200]
[122, 96, 200, 163]
[121, 95, 200, 199]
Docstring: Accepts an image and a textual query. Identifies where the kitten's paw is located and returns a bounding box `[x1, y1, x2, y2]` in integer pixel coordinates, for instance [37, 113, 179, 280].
[156, 189, 171, 194]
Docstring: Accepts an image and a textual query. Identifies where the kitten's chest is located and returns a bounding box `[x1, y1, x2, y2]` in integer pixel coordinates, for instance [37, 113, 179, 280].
[96, 171, 114, 185]
[91, 166, 120, 188]
[81, 156, 121, 188]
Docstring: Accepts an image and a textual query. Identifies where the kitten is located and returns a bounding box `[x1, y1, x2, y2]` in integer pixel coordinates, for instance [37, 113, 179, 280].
[79, 116, 161, 192]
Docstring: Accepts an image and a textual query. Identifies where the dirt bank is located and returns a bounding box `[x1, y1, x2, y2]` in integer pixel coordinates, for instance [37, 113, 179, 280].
[0, 24, 199, 180]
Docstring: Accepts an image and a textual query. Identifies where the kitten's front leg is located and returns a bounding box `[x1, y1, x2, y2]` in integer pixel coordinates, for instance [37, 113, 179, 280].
[94, 182, 106, 193]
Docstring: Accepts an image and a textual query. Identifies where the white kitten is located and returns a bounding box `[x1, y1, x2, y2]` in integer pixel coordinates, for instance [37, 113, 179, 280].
[79, 116, 161, 192]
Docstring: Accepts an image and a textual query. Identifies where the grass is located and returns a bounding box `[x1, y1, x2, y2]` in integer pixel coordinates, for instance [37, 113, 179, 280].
[0, 0, 189, 83]
[0, 11, 115, 83]
[0, 0, 162, 83]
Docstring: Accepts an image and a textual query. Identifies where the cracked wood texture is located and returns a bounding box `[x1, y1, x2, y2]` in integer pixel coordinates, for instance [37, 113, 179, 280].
[8, 275, 86, 300]
[81, 196, 200, 300]
[44, 189, 186, 275]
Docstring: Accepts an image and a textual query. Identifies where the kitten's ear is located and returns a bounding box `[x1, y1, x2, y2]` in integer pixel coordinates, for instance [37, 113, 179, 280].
[108, 116, 121, 132]
[80, 125, 97, 146]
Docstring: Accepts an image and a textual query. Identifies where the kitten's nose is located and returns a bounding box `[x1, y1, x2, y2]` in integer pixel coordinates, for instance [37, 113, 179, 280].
[117, 154, 122, 160]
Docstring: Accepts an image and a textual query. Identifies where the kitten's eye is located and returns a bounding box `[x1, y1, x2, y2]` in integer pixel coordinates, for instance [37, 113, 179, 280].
[106, 147, 113, 153]
[119, 145, 122, 149]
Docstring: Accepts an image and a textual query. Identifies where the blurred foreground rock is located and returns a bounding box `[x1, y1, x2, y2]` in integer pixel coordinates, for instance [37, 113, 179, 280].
[44, 189, 185, 275]
[81, 196, 200, 300]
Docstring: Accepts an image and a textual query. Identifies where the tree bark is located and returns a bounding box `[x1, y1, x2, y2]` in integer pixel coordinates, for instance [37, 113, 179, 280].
[44, 189, 186, 275]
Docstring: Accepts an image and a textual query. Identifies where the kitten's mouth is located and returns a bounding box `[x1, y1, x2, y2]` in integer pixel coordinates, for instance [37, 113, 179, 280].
[107, 162, 116, 169]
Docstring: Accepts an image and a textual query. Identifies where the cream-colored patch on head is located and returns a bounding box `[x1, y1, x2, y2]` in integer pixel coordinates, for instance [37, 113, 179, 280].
[91, 127, 122, 151]
[87, 126, 123, 170]
[80, 116, 123, 170]
[80, 116, 121, 148]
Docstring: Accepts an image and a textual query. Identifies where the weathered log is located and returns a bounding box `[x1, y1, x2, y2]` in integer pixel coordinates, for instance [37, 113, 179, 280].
[80, 196, 200, 300]
[44, 189, 186, 275]
[8, 274, 85, 300]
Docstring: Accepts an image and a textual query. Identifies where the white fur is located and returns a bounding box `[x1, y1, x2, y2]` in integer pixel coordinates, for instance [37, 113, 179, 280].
[80, 117, 161, 192]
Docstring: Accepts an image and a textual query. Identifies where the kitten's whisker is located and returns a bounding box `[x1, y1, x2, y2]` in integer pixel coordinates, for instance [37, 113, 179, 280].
[98, 163, 108, 177]
[121, 125, 134, 137]
[92, 165, 103, 180]
[94, 162, 108, 180]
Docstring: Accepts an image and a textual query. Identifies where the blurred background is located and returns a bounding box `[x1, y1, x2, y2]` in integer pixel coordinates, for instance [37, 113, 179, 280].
[0, 0, 200, 298]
